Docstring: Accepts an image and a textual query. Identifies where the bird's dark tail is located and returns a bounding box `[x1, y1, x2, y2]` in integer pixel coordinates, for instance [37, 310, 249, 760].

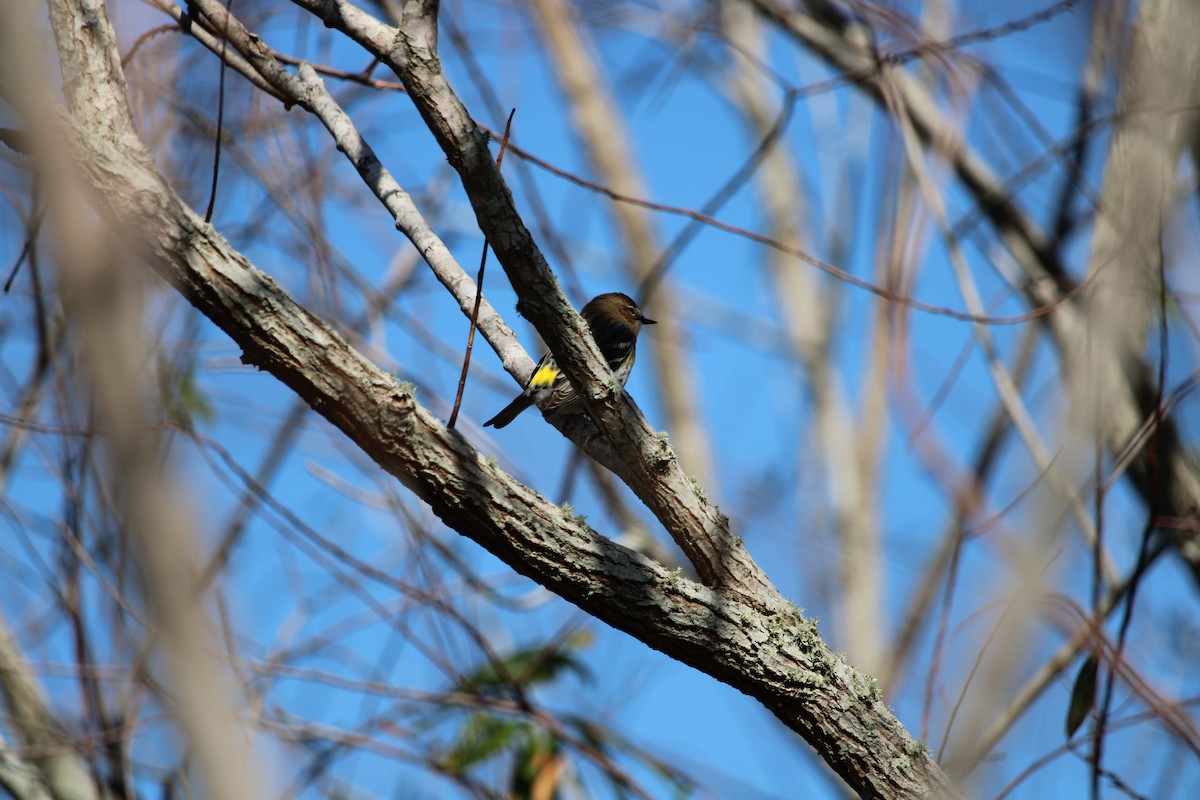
[483, 394, 535, 428]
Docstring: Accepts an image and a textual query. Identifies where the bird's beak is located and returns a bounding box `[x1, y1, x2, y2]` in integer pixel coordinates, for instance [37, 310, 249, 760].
[640, 315, 657, 325]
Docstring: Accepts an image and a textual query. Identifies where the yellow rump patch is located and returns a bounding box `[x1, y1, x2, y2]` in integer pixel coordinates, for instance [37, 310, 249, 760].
[530, 365, 559, 388]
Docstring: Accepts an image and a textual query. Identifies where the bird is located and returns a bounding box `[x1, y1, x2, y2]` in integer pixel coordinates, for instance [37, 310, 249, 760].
[483, 292, 656, 429]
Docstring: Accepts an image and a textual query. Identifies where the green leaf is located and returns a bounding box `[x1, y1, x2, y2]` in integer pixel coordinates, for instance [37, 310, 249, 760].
[510, 732, 563, 800]
[460, 630, 594, 696]
[157, 354, 213, 427]
[441, 714, 529, 774]
[1066, 655, 1099, 738]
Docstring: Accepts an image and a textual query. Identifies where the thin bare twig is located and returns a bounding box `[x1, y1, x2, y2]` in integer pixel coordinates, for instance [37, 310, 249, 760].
[448, 109, 515, 429]
[203, 0, 234, 223]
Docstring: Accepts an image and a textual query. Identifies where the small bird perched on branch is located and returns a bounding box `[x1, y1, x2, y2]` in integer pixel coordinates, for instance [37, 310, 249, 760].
[483, 292, 657, 429]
